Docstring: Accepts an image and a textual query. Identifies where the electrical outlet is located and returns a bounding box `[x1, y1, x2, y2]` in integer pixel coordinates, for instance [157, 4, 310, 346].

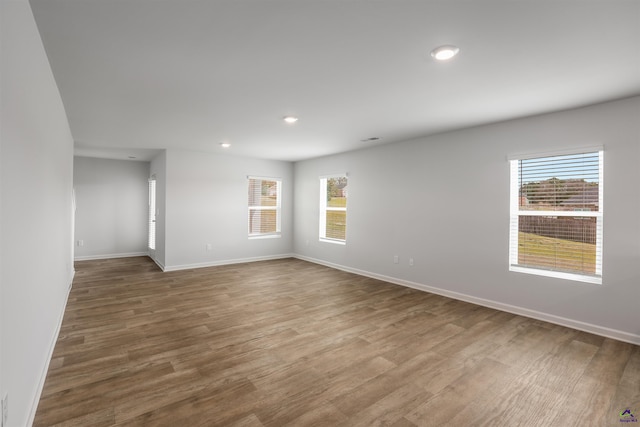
[205, 243, 212, 251]
[2, 393, 8, 427]
[393, 255, 399, 264]
[409, 258, 414, 266]
[77, 240, 84, 247]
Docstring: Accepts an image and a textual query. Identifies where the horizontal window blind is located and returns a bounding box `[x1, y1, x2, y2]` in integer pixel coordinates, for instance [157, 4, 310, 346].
[509, 151, 603, 283]
[248, 177, 281, 236]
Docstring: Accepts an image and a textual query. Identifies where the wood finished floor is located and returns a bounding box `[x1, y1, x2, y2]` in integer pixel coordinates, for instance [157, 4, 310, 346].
[34, 257, 639, 427]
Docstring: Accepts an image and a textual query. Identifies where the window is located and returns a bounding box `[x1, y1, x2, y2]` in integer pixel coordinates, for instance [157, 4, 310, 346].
[320, 175, 348, 243]
[509, 150, 603, 284]
[248, 176, 281, 238]
[148, 176, 156, 250]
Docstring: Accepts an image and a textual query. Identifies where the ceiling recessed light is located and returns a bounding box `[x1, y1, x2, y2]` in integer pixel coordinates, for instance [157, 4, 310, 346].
[220, 142, 231, 148]
[283, 116, 298, 124]
[430, 45, 460, 61]
[128, 156, 137, 159]
[360, 137, 382, 142]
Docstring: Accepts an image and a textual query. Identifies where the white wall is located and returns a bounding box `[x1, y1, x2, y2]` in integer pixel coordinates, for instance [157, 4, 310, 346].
[294, 96, 640, 344]
[0, 0, 75, 425]
[160, 149, 293, 270]
[74, 156, 150, 260]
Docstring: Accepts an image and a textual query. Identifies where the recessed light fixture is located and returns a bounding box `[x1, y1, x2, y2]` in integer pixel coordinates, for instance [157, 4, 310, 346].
[283, 116, 298, 124]
[220, 142, 231, 148]
[360, 137, 382, 142]
[128, 156, 137, 159]
[431, 45, 460, 61]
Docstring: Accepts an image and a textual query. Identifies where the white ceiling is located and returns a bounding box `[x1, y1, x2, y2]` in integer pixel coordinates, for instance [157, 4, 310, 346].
[30, 0, 640, 162]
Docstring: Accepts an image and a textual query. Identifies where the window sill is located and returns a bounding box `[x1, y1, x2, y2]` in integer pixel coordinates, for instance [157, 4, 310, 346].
[249, 234, 281, 240]
[319, 238, 346, 246]
[509, 265, 602, 285]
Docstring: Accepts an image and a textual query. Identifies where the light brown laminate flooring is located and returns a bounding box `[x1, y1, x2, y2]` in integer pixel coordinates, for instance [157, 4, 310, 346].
[34, 257, 639, 426]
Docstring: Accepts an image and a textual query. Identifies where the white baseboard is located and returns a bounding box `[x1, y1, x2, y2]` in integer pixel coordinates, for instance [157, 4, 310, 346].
[294, 255, 640, 346]
[149, 255, 166, 272]
[162, 253, 295, 272]
[27, 270, 74, 426]
[74, 253, 295, 272]
[74, 251, 149, 261]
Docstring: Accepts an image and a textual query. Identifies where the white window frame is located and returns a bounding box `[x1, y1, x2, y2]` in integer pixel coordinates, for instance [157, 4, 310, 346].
[248, 176, 282, 239]
[319, 174, 347, 245]
[508, 149, 603, 284]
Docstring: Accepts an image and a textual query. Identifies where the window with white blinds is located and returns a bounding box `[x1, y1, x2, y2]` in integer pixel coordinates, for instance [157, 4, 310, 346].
[148, 177, 156, 250]
[248, 176, 281, 238]
[509, 150, 603, 284]
[319, 175, 347, 243]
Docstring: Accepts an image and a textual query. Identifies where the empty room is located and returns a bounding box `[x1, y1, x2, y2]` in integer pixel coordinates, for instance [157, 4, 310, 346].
[2, 0, 640, 426]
